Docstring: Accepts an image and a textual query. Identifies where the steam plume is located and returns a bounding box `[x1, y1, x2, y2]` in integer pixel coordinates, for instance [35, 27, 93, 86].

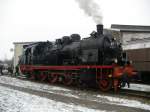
[75, 0, 103, 24]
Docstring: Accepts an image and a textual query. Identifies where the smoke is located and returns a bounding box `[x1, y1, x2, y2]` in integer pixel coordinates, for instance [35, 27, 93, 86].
[75, 0, 103, 24]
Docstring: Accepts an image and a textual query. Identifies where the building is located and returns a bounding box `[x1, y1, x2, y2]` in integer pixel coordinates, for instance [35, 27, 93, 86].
[111, 24, 150, 82]
[111, 24, 150, 50]
[13, 42, 34, 70]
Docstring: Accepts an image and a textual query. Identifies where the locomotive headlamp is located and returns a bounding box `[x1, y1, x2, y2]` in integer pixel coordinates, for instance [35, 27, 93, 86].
[114, 59, 118, 63]
[129, 60, 133, 64]
[108, 74, 112, 78]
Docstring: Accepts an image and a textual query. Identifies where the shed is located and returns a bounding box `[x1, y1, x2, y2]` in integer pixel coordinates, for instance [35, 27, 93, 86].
[111, 24, 150, 50]
[111, 24, 150, 73]
[13, 42, 34, 70]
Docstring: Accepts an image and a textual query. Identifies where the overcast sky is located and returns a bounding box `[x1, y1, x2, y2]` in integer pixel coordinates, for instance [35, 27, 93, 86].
[0, 0, 150, 60]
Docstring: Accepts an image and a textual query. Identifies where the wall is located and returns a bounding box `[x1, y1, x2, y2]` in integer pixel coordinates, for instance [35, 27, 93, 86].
[121, 31, 150, 71]
[14, 44, 24, 69]
[122, 32, 150, 45]
[13, 42, 33, 72]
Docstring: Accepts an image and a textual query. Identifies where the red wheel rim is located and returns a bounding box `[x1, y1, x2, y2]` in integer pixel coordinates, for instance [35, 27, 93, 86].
[99, 79, 112, 92]
[19, 66, 25, 75]
[48, 74, 58, 84]
[37, 72, 47, 81]
[29, 72, 35, 80]
[39, 73, 43, 80]
[63, 73, 73, 86]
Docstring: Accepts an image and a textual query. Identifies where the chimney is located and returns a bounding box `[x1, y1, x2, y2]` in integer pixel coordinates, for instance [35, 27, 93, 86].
[97, 24, 103, 35]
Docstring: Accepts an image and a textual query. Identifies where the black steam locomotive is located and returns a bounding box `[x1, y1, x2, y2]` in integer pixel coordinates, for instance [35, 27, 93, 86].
[18, 25, 136, 91]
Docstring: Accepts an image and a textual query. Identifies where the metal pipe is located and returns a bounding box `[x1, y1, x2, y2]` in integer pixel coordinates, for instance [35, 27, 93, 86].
[97, 24, 103, 35]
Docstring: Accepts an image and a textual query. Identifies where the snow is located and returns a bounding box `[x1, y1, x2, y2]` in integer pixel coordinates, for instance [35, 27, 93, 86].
[0, 76, 81, 99]
[0, 76, 150, 111]
[0, 85, 108, 112]
[96, 95, 150, 111]
[0, 76, 71, 92]
[0, 76, 81, 100]
[123, 83, 150, 92]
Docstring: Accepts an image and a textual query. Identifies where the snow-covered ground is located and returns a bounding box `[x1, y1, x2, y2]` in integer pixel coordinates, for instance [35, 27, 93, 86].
[123, 83, 150, 92]
[0, 76, 150, 111]
[0, 85, 108, 112]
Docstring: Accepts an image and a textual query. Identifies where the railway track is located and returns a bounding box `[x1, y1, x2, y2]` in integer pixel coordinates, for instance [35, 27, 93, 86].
[3, 74, 150, 100]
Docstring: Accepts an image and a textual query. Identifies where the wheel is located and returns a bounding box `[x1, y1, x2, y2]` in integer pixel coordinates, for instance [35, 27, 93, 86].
[29, 71, 36, 80]
[48, 73, 58, 84]
[99, 79, 112, 92]
[36, 72, 47, 82]
[63, 73, 73, 86]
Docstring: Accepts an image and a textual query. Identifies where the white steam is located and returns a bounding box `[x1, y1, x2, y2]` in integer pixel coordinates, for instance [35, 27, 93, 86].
[75, 0, 103, 24]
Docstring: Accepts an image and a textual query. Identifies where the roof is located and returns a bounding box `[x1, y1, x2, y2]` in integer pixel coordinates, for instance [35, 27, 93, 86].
[13, 41, 44, 45]
[111, 24, 150, 32]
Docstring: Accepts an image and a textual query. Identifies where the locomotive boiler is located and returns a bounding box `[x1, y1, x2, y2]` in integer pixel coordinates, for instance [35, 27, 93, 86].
[19, 24, 136, 92]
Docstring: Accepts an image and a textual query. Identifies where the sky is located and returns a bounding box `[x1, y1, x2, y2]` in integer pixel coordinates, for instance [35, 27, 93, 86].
[0, 0, 150, 60]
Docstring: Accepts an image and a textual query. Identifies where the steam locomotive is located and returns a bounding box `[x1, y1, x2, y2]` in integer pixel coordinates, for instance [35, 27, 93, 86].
[19, 24, 136, 91]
